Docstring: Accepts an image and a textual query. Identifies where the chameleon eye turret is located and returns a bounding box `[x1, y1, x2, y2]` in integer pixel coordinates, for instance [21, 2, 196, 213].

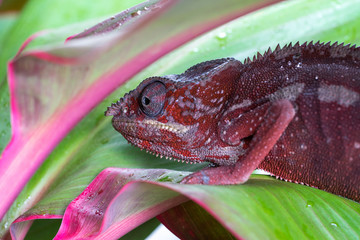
[139, 81, 166, 117]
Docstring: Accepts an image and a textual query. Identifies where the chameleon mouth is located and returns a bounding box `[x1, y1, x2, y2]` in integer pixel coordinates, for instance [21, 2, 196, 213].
[142, 119, 190, 134]
[140, 146, 201, 164]
[112, 118, 190, 137]
[123, 134, 203, 165]
[112, 118, 201, 164]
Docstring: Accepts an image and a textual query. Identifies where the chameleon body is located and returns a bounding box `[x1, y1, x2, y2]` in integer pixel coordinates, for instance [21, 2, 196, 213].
[105, 42, 360, 202]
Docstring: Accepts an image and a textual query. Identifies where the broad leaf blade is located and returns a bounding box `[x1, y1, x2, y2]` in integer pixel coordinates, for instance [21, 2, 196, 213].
[158, 176, 360, 239]
[37, 169, 360, 239]
[53, 168, 188, 239]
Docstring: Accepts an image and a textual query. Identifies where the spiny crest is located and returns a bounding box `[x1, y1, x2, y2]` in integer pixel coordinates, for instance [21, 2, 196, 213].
[181, 57, 236, 81]
[243, 41, 360, 65]
[104, 99, 123, 116]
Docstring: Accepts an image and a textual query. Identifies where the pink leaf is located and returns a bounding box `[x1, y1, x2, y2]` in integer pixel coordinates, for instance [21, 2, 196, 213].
[53, 168, 188, 239]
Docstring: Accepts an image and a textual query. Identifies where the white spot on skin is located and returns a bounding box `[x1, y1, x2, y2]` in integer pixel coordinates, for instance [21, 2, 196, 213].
[226, 99, 252, 113]
[267, 83, 305, 101]
[318, 83, 359, 107]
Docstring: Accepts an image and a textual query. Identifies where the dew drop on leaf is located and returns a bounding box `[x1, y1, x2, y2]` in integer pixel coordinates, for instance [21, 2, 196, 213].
[95, 210, 103, 216]
[215, 32, 228, 48]
[306, 200, 314, 208]
[191, 47, 199, 53]
[330, 222, 338, 228]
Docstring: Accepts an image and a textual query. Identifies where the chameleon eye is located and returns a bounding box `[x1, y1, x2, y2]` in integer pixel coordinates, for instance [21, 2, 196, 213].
[140, 81, 166, 117]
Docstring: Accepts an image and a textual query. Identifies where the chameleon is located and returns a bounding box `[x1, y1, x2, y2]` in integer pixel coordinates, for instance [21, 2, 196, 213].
[105, 42, 360, 202]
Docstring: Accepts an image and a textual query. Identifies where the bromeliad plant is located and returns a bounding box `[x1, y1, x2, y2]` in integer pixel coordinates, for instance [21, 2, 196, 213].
[1, 0, 360, 239]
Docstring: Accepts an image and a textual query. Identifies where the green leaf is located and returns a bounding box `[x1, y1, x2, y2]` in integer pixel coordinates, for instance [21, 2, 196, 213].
[158, 175, 360, 239]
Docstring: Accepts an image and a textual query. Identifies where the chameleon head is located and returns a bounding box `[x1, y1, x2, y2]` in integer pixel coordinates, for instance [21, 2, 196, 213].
[105, 58, 243, 163]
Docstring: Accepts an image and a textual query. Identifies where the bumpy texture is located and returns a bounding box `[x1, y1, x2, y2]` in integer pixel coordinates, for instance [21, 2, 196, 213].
[105, 42, 360, 202]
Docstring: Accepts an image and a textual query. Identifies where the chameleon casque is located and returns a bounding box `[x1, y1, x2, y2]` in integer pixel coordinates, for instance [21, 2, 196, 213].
[105, 42, 360, 202]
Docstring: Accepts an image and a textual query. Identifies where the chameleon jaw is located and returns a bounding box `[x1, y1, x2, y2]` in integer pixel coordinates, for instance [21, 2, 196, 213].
[112, 117, 191, 137]
[112, 118, 203, 163]
[124, 134, 203, 165]
[142, 119, 190, 134]
[142, 147, 201, 164]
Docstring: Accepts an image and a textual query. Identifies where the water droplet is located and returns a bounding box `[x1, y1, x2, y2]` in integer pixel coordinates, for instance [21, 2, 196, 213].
[216, 32, 227, 39]
[87, 193, 95, 201]
[296, 62, 302, 68]
[191, 47, 199, 53]
[306, 200, 314, 208]
[330, 222, 338, 228]
[215, 32, 228, 48]
[315, 75, 319, 80]
[287, 61, 292, 66]
[95, 210, 103, 216]
[280, 66, 284, 70]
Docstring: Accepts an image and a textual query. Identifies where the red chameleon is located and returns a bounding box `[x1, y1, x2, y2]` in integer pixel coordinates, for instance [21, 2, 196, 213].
[105, 42, 360, 202]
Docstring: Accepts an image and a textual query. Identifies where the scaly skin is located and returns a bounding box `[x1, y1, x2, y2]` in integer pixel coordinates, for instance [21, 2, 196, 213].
[105, 42, 360, 202]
